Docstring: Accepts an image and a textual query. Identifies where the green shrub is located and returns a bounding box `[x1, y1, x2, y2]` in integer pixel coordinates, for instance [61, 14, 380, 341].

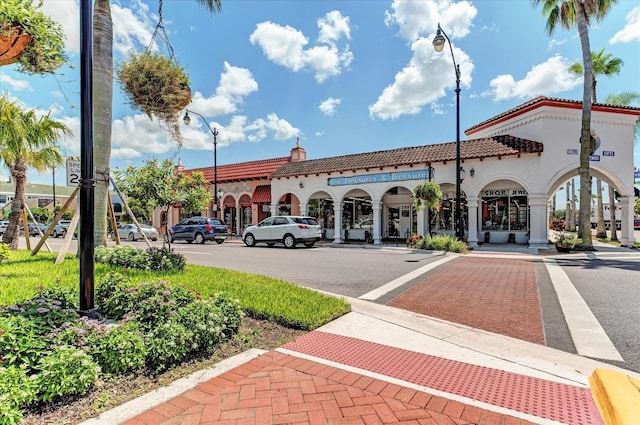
[414, 234, 467, 253]
[48, 316, 110, 349]
[0, 316, 51, 371]
[0, 243, 10, 263]
[1, 296, 79, 334]
[145, 247, 185, 272]
[88, 322, 147, 375]
[211, 293, 244, 337]
[95, 245, 151, 270]
[33, 285, 78, 310]
[96, 271, 134, 320]
[175, 299, 226, 353]
[122, 281, 196, 331]
[145, 322, 194, 372]
[0, 366, 37, 425]
[34, 346, 100, 403]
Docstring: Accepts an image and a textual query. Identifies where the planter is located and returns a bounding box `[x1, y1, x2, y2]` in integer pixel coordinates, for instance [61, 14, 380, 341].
[0, 28, 31, 66]
[555, 243, 573, 253]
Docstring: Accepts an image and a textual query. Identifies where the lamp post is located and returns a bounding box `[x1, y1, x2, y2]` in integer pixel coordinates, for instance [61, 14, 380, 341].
[433, 23, 463, 240]
[183, 109, 220, 218]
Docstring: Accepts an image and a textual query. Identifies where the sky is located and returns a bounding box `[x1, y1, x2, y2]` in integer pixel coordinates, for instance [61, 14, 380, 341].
[1, 0, 639, 187]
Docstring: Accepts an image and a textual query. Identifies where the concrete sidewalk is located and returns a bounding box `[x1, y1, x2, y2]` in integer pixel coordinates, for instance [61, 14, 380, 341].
[81, 245, 640, 425]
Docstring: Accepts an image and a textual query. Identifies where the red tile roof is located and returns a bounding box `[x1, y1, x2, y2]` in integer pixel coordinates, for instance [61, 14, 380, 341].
[186, 156, 291, 183]
[271, 135, 543, 179]
[466, 96, 640, 135]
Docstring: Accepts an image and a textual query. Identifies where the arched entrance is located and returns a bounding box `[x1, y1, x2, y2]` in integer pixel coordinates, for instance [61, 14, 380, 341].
[480, 179, 529, 244]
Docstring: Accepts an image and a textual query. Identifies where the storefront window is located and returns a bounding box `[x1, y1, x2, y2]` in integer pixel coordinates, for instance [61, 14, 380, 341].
[482, 189, 529, 231]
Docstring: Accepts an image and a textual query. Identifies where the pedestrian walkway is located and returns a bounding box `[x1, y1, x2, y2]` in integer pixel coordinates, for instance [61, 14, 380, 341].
[81, 244, 640, 425]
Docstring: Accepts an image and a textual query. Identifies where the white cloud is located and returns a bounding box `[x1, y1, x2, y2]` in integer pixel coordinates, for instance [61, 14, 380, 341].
[0, 74, 31, 91]
[111, 114, 178, 159]
[41, 0, 80, 54]
[384, 0, 477, 43]
[249, 11, 353, 83]
[610, 6, 640, 44]
[369, 38, 473, 120]
[484, 55, 581, 101]
[111, 1, 156, 55]
[319, 97, 342, 116]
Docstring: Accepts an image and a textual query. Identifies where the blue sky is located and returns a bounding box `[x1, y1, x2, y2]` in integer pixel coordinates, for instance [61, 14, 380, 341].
[1, 0, 639, 186]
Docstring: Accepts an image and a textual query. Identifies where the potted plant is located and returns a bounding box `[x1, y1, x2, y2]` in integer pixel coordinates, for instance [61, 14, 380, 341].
[0, 0, 67, 74]
[116, 50, 192, 142]
[554, 232, 575, 253]
[413, 181, 443, 212]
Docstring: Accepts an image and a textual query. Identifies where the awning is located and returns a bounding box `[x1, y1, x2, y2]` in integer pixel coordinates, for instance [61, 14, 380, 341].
[223, 196, 235, 207]
[251, 185, 271, 203]
[239, 195, 251, 207]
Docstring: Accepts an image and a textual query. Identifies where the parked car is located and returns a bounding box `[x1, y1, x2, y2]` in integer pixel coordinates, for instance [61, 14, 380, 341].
[19, 223, 40, 237]
[242, 216, 321, 248]
[113, 223, 159, 241]
[634, 217, 640, 230]
[48, 221, 67, 238]
[0, 220, 9, 236]
[168, 216, 227, 244]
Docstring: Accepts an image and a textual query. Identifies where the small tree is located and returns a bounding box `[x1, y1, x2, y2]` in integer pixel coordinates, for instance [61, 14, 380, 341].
[115, 159, 212, 247]
[413, 181, 443, 235]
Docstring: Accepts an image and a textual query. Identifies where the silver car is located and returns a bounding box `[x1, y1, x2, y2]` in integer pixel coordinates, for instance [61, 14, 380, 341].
[0, 220, 9, 236]
[113, 223, 159, 241]
[242, 216, 321, 248]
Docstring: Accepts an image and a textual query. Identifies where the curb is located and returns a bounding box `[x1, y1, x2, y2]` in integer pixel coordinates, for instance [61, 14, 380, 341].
[589, 368, 640, 425]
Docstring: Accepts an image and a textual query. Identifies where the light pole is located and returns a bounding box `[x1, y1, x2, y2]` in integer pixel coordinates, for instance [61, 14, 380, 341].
[183, 109, 220, 218]
[433, 23, 463, 240]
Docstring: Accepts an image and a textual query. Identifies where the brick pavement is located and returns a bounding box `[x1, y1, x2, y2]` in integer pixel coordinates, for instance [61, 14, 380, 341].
[123, 351, 536, 425]
[387, 257, 544, 345]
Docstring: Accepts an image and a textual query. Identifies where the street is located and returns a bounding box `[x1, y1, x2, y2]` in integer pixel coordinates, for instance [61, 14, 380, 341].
[12, 233, 640, 374]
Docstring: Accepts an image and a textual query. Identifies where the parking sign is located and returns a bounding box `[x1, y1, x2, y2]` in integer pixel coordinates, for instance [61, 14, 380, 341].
[66, 159, 81, 186]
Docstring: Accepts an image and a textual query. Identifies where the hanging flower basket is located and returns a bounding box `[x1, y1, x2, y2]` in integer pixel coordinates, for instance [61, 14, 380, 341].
[413, 181, 443, 212]
[0, 27, 31, 66]
[0, 0, 67, 74]
[116, 51, 191, 142]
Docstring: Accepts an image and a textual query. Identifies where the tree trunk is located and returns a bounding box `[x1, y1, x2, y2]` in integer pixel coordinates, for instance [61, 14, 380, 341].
[1, 161, 27, 250]
[576, 0, 593, 247]
[595, 179, 606, 238]
[92, 0, 113, 246]
[608, 185, 618, 241]
[570, 179, 576, 231]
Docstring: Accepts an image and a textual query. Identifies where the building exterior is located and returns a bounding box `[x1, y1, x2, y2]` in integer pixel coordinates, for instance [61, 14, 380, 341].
[170, 97, 640, 249]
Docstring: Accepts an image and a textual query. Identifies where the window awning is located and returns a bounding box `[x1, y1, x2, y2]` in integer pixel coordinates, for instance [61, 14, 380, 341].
[251, 185, 271, 203]
[239, 195, 251, 207]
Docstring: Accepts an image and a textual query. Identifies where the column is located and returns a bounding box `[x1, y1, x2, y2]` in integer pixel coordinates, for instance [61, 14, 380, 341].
[618, 195, 636, 246]
[299, 203, 307, 216]
[528, 194, 549, 249]
[416, 205, 426, 237]
[373, 201, 383, 245]
[270, 202, 277, 217]
[466, 196, 479, 248]
[333, 204, 343, 243]
[235, 202, 241, 235]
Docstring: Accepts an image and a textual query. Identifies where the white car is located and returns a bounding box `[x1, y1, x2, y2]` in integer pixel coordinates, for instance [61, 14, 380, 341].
[113, 223, 159, 241]
[242, 216, 321, 248]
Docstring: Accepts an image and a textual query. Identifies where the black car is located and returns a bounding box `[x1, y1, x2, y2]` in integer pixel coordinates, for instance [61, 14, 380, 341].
[168, 216, 228, 244]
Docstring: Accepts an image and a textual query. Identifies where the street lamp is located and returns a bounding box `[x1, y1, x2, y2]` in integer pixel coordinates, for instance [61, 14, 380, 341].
[433, 23, 463, 240]
[183, 109, 220, 218]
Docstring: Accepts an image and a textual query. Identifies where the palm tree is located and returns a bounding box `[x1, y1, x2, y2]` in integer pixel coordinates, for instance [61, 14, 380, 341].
[532, 0, 618, 248]
[91, 0, 222, 246]
[604, 91, 640, 241]
[569, 48, 623, 238]
[0, 95, 70, 249]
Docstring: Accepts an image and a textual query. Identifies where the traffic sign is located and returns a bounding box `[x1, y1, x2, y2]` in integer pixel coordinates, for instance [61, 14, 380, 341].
[66, 159, 80, 186]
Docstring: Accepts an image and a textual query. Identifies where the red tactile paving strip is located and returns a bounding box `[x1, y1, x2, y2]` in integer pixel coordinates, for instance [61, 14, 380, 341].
[388, 257, 544, 345]
[283, 332, 603, 425]
[123, 351, 536, 425]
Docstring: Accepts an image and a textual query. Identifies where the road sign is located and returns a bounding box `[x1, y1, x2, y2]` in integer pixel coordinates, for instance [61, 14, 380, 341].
[66, 159, 80, 187]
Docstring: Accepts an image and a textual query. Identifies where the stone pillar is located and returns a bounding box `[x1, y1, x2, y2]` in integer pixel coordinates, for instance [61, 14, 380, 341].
[466, 196, 479, 248]
[299, 203, 307, 216]
[373, 201, 383, 245]
[618, 195, 636, 246]
[270, 202, 277, 217]
[528, 194, 549, 249]
[333, 204, 343, 244]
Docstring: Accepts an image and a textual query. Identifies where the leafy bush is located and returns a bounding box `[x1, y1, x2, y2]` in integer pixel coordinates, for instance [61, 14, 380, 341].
[95, 271, 133, 320]
[2, 296, 79, 334]
[34, 346, 100, 403]
[0, 316, 51, 371]
[414, 234, 467, 253]
[95, 245, 151, 270]
[48, 316, 110, 349]
[0, 366, 37, 425]
[145, 246, 185, 272]
[88, 322, 147, 375]
[0, 242, 10, 263]
[174, 299, 226, 353]
[211, 293, 244, 337]
[34, 285, 78, 310]
[123, 281, 196, 331]
[144, 322, 194, 372]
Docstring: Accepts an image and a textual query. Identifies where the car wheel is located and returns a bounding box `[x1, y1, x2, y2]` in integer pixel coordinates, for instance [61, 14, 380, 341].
[195, 233, 205, 244]
[304, 242, 315, 248]
[244, 233, 256, 247]
[283, 234, 296, 249]
[128, 232, 136, 241]
[52, 230, 59, 238]
[266, 243, 275, 247]
[216, 239, 224, 244]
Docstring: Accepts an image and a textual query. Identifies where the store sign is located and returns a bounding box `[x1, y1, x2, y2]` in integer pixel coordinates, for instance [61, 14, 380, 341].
[482, 188, 528, 197]
[328, 170, 429, 186]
